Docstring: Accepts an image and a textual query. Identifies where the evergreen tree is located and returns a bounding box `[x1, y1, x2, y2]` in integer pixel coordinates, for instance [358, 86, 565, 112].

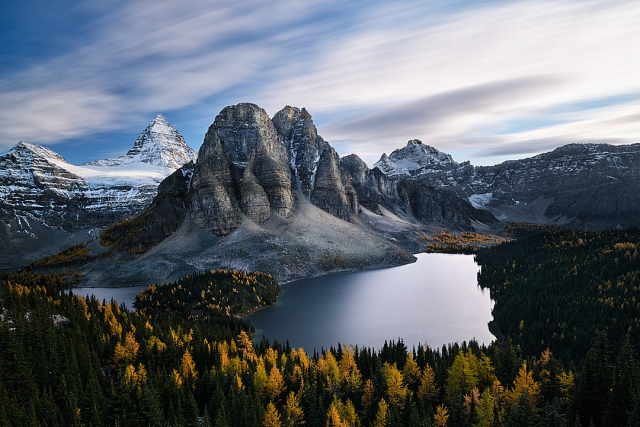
[603, 336, 638, 427]
[575, 332, 613, 427]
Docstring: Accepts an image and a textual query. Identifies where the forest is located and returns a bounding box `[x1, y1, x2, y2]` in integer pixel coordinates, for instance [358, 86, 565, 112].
[475, 226, 640, 363]
[1, 226, 640, 426]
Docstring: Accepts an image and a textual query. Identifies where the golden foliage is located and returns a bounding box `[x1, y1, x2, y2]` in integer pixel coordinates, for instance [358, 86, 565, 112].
[263, 402, 282, 427]
[506, 362, 540, 406]
[381, 363, 407, 408]
[417, 363, 439, 402]
[433, 404, 449, 427]
[402, 354, 421, 388]
[180, 349, 198, 385]
[373, 398, 389, 427]
[283, 392, 304, 427]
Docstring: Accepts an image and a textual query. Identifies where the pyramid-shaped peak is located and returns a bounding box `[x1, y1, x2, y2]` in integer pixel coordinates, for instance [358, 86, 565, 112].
[83, 115, 197, 170]
[146, 114, 175, 136]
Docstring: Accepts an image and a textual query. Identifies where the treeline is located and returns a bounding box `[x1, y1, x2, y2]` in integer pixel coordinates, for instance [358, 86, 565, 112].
[421, 232, 506, 254]
[476, 227, 640, 364]
[2, 269, 640, 426]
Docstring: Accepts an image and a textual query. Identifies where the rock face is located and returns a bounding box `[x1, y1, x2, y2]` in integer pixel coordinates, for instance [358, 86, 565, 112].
[340, 152, 496, 229]
[89, 103, 501, 285]
[0, 115, 197, 269]
[273, 106, 357, 221]
[374, 140, 640, 229]
[106, 103, 491, 256]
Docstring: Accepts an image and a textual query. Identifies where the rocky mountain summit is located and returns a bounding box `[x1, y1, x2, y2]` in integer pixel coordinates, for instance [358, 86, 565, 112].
[84, 115, 196, 170]
[0, 115, 197, 269]
[78, 103, 493, 286]
[375, 140, 640, 228]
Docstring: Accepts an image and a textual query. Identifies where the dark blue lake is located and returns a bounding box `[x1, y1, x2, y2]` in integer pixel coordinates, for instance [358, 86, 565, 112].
[247, 253, 494, 352]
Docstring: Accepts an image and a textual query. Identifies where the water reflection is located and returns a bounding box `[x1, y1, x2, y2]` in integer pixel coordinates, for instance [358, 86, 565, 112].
[248, 253, 494, 352]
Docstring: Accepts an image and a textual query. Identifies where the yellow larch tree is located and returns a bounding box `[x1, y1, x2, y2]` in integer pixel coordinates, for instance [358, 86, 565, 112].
[417, 363, 439, 403]
[181, 349, 198, 386]
[445, 350, 479, 399]
[283, 392, 304, 427]
[373, 398, 389, 427]
[402, 354, 421, 390]
[339, 345, 359, 382]
[254, 361, 269, 400]
[236, 331, 256, 361]
[361, 379, 376, 417]
[506, 362, 540, 406]
[381, 363, 407, 408]
[341, 400, 358, 427]
[476, 388, 498, 427]
[463, 387, 481, 414]
[263, 402, 282, 427]
[267, 366, 286, 401]
[433, 404, 449, 427]
[326, 402, 343, 427]
[234, 374, 245, 394]
[124, 331, 140, 359]
[112, 342, 127, 367]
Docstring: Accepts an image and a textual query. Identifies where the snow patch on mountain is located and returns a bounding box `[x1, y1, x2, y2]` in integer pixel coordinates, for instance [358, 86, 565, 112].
[469, 193, 493, 209]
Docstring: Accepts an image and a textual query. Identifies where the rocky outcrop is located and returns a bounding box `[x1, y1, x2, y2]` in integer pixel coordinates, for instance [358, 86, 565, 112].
[273, 106, 358, 221]
[272, 106, 321, 197]
[100, 162, 194, 254]
[191, 104, 294, 234]
[398, 180, 496, 229]
[107, 104, 497, 256]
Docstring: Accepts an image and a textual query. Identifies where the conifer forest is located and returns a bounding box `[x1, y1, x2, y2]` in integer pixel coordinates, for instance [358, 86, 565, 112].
[2, 228, 640, 426]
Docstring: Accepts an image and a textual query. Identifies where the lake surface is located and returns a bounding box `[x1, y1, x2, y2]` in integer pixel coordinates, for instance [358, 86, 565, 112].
[248, 253, 494, 352]
[68, 285, 148, 311]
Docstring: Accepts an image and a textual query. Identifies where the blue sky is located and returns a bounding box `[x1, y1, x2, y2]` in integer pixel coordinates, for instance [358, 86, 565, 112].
[0, 0, 638, 167]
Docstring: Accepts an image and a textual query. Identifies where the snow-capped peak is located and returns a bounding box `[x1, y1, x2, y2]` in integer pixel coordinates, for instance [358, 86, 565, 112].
[372, 140, 456, 177]
[84, 114, 197, 170]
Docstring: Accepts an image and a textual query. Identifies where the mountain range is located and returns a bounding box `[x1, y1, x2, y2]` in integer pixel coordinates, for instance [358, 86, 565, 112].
[2, 103, 639, 283]
[0, 115, 197, 270]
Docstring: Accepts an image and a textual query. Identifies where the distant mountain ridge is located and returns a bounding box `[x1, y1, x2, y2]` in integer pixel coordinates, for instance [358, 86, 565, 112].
[0, 115, 197, 269]
[374, 140, 640, 228]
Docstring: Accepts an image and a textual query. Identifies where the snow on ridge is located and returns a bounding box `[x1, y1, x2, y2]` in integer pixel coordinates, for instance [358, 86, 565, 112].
[8, 141, 70, 164]
[373, 139, 456, 176]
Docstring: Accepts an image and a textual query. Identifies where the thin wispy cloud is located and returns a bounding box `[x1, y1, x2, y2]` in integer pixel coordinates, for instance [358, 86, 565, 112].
[0, 0, 637, 166]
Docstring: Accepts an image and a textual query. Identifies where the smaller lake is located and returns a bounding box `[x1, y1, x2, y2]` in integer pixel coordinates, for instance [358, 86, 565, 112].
[67, 286, 148, 311]
[248, 253, 494, 352]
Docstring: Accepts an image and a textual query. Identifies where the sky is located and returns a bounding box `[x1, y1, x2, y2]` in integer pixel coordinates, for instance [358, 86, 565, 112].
[0, 0, 638, 167]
